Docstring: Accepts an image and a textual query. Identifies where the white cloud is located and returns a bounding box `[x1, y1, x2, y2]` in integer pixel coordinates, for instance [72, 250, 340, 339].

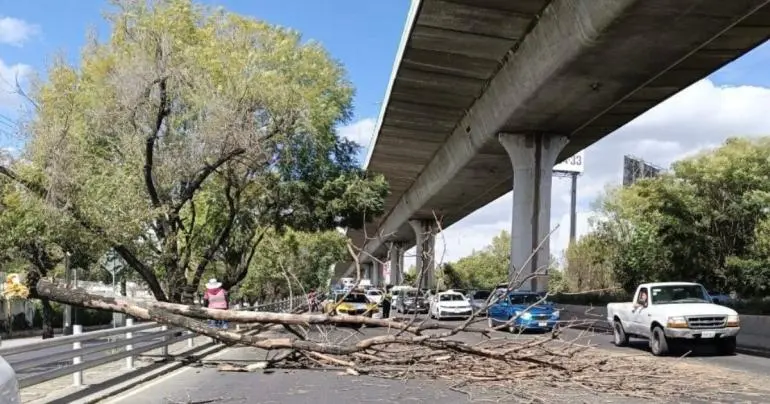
[0, 16, 39, 47]
[423, 78, 770, 268]
[338, 118, 376, 151]
[0, 58, 32, 109]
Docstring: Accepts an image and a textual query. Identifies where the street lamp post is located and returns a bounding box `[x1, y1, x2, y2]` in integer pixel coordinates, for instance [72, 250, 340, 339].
[63, 252, 73, 336]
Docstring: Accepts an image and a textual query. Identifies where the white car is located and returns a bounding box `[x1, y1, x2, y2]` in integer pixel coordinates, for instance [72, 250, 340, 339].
[607, 282, 740, 356]
[0, 355, 21, 404]
[365, 289, 383, 305]
[430, 291, 473, 320]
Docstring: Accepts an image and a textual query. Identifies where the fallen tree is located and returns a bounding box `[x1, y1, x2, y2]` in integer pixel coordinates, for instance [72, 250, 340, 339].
[31, 278, 770, 403]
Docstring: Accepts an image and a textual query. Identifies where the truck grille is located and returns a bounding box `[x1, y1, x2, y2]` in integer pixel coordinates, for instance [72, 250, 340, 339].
[686, 316, 726, 329]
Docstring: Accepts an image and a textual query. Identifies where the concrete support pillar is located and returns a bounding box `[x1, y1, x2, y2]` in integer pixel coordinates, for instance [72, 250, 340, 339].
[388, 242, 405, 285]
[499, 133, 568, 293]
[371, 260, 381, 287]
[408, 220, 437, 290]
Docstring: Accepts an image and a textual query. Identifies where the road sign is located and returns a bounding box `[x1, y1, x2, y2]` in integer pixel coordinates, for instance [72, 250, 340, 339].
[554, 151, 584, 174]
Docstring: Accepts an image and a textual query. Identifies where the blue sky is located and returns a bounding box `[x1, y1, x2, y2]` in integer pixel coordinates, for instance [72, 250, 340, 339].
[0, 0, 410, 151]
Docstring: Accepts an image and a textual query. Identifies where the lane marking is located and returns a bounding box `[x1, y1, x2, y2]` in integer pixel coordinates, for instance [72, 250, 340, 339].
[103, 344, 231, 403]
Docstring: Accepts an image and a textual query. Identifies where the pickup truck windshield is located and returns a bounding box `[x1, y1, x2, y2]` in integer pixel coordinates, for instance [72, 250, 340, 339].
[650, 285, 709, 304]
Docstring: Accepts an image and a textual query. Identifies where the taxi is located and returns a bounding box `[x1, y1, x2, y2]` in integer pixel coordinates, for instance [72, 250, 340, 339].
[323, 290, 378, 317]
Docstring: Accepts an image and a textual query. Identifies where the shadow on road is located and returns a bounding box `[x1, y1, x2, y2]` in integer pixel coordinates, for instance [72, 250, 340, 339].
[622, 339, 738, 358]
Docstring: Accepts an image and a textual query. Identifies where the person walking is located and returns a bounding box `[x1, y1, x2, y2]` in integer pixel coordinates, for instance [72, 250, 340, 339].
[382, 285, 393, 319]
[203, 278, 228, 329]
[308, 289, 319, 313]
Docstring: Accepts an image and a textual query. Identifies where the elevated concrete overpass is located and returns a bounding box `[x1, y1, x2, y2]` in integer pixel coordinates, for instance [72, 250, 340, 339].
[337, 0, 770, 289]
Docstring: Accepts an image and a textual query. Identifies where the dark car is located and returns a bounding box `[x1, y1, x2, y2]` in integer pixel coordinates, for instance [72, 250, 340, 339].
[468, 290, 492, 315]
[396, 288, 429, 314]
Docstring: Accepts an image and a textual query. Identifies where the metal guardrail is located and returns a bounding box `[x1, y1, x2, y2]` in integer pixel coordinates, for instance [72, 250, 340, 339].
[1, 294, 311, 390]
[244, 294, 310, 313]
[1, 320, 193, 389]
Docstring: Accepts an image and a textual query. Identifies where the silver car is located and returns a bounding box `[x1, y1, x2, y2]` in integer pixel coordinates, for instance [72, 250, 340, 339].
[0, 355, 21, 404]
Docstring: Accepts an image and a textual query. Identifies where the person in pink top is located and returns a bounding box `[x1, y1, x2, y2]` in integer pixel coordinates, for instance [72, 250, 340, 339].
[203, 278, 228, 329]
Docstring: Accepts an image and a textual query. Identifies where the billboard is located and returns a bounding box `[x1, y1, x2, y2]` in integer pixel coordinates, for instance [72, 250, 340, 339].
[553, 151, 584, 174]
[623, 155, 662, 186]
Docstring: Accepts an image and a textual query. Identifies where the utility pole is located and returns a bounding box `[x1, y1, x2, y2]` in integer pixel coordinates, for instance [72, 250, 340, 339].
[63, 252, 73, 336]
[569, 171, 578, 244]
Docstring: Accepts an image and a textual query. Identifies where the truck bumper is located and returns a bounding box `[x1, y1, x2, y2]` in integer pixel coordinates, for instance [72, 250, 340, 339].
[664, 327, 740, 339]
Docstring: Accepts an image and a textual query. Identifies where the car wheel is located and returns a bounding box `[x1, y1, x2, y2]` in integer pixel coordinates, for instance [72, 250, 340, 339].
[613, 320, 630, 347]
[717, 336, 737, 355]
[650, 326, 669, 356]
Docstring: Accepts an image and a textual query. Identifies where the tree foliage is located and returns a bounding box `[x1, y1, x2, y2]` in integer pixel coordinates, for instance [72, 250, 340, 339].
[575, 137, 770, 296]
[0, 0, 388, 303]
[449, 230, 511, 289]
[236, 228, 346, 303]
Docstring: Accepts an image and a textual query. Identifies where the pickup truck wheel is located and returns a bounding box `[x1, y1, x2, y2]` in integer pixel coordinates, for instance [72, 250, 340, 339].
[717, 336, 737, 355]
[650, 326, 669, 356]
[613, 320, 629, 347]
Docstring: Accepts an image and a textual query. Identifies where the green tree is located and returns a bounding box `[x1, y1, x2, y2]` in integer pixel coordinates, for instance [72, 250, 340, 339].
[451, 230, 510, 289]
[237, 229, 347, 303]
[0, 0, 388, 303]
[0, 171, 106, 337]
[586, 137, 770, 296]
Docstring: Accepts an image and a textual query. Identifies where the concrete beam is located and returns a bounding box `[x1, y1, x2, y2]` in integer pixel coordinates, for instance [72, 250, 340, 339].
[351, 0, 641, 273]
[499, 133, 568, 292]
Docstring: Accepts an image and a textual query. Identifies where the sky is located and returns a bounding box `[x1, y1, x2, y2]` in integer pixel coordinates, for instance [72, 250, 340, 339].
[3, 1, 770, 271]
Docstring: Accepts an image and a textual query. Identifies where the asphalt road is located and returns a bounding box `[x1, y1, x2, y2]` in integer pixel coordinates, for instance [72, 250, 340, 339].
[106, 315, 770, 404]
[4, 330, 169, 381]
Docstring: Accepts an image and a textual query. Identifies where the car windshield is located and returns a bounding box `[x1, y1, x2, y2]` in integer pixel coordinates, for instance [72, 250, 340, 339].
[341, 294, 369, 303]
[472, 291, 491, 300]
[439, 293, 465, 302]
[651, 285, 709, 304]
[508, 294, 541, 305]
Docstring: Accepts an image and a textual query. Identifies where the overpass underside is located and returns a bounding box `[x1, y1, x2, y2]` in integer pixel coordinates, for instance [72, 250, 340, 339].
[337, 0, 770, 290]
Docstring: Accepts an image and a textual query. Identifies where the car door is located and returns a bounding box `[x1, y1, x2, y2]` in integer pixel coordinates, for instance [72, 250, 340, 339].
[490, 296, 507, 321]
[630, 287, 649, 336]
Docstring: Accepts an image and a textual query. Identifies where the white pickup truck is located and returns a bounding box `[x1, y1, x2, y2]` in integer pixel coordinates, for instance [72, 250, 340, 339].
[607, 282, 740, 356]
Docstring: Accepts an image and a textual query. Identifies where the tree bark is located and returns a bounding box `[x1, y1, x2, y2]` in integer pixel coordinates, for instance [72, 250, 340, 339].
[33, 279, 489, 335]
[40, 298, 55, 339]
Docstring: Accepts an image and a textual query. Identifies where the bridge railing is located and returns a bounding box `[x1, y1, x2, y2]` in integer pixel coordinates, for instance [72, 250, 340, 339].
[3, 294, 310, 390]
[0, 320, 192, 389]
[243, 294, 310, 313]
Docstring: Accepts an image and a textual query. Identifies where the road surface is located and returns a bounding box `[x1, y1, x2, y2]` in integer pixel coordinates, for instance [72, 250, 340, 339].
[106, 317, 770, 404]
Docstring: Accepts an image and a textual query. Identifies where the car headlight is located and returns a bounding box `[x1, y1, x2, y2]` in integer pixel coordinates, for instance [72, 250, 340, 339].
[551, 310, 560, 319]
[667, 316, 688, 328]
[727, 314, 740, 327]
[516, 311, 531, 320]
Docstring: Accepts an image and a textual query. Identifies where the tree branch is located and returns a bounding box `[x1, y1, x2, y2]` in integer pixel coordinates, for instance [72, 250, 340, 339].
[174, 148, 246, 213]
[113, 244, 168, 302]
[143, 77, 170, 211]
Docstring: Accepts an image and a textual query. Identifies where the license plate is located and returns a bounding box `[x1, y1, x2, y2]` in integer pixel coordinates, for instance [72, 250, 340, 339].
[701, 331, 716, 338]
[538, 321, 548, 327]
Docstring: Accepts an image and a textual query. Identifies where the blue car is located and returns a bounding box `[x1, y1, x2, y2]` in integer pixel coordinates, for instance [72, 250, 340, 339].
[486, 292, 559, 332]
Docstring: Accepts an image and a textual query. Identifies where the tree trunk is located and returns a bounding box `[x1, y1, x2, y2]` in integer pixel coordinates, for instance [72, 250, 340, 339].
[41, 298, 55, 339]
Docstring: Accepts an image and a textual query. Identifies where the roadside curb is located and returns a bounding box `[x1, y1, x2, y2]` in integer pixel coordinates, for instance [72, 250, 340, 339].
[59, 340, 228, 404]
[563, 318, 770, 358]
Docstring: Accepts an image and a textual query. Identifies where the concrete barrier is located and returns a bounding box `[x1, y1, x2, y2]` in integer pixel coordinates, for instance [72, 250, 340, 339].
[557, 304, 770, 355]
